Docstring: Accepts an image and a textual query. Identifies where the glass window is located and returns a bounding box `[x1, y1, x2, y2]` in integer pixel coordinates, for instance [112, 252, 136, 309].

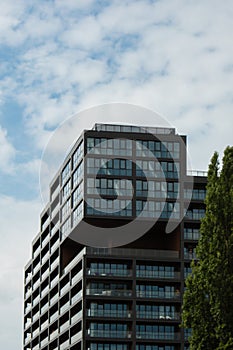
[62, 161, 71, 185]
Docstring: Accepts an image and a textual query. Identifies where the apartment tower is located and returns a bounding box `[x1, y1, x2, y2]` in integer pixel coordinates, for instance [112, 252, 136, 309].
[23, 123, 207, 350]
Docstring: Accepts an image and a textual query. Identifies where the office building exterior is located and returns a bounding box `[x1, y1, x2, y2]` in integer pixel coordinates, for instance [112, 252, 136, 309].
[23, 123, 207, 350]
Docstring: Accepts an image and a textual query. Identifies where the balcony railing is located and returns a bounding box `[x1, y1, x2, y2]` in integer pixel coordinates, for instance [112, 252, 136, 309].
[51, 240, 59, 254]
[41, 336, 48, 347]
[50, 310, 59, 323]
[184, 231, 200, 240]
[87, 310, 131, 318]
[60, 300, 70, 314]
[185, 210, 205, 220]
[187, 170, 207, 177]
[70, 331, 82, 344]
[136, 311, 180, 320]
[136, 291, 181, 300]
[136, 271, 180, 279]
[136, 332, 180, 340]
[87, 330, 132, 338]
[86, 247, 179, 260]
[184, 252, 197, 260]
[71, 310, 82, 325]
[60, 319, 70, 333]
[50, 257, 59, 272]
[60, 339, 69, 350]
[32, 310, 40, 322]
[86, 289, 132, 297]
[60, 281, 71, 296]
[71, 290, 82, 305]
[50, 329, 59, 340]
[87, 268, 132, 277]
[71, 270, 83, 285]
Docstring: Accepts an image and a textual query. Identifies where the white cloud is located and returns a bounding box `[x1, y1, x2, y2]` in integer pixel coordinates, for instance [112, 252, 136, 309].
[0, 126, 16, 174]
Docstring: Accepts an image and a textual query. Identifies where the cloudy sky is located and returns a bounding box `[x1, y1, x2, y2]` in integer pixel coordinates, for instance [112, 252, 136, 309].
[0, 0, 233, 348]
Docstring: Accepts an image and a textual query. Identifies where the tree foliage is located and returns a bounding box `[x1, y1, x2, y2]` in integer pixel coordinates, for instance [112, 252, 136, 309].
[182, 146, 233, 350]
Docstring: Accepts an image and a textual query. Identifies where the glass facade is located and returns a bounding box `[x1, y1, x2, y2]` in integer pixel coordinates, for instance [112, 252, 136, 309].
[136, 140, 180, 159]
[136, 264, 179, 279]
[136, 284, 180, 299]
[88, 262, 131, 277]
[90, 344, 129, 350]
[136, 346, 175, 350]
[87, 137, 132, 156]
[136, 304, 178, 320]
[88, 323, 129, 338]
[136, 201, 180, 219]
[88, 303, 129, 318]
[136, 324, 177, 340]
[87, 158, 132, 177]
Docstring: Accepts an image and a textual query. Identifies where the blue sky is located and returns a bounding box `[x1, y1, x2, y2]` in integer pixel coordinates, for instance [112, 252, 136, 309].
[0, 0, 233, 348]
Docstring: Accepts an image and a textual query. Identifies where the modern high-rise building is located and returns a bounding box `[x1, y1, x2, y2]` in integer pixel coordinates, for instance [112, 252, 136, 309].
[23, 123, 207, 350]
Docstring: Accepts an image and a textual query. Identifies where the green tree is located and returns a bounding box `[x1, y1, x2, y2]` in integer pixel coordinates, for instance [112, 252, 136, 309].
[182, 146, 233, 350]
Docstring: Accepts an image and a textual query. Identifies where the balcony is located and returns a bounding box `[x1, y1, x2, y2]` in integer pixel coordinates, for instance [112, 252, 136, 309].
[60, 319, 70, 333]
[71, 310, 82, 325]
[32, 310, 40, 322]
[86, 289, 132, 297]
[50, 293, 59, 306]
[24, 318, 32, 328]
[24, 333, 31, 344]
[51, 240, 59, 254]
[41, 318, 49, 330]
[86, 247, 179, 260]
[41, 336, 48, 347]
[40, 302, 49, 315]
[33, 262, 40, 275]
[32, 326, 40, 338]
[60, 300, 70, 314]
[32, 294, 40, 307]
[41, 251, 50, 265]
[136, 311, 180, 320]
[185, 210, 205, 221]
[51, 201, 60, 219]
[25, 273, 32, 284]
[51, 275, 59, 288]
[50, 328, 59, 340]
[71, 270, 83, 285]
[60, 281, 71, 296]
[41, 268, 49, 282]
[87, 268, 132, 278]
[63, 252, 83, 275]
[184, 231, 200, 241]
[87, 330, 132, 339]
[136, 291, 181, 300]
[42, 217, 50, 232]
[87, 310, 131, 318]
[136, 332, 180, 340]
[50, 257, 59, 272]
[50, 310, 59, 323]
[33, 246, 40, 259]
[51, 223, 59, 236]
[33, 278, 40, 291]
[41, 284, 49, 298]
[70, 331, 82, 344]
[51, 185, 60, 202]
[71, 290, 82, 305]
[41, 234, 50, 248]
[184, 252, 197, 260]
[136, 271, 180, 280]
[60, 339, 69, 350]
